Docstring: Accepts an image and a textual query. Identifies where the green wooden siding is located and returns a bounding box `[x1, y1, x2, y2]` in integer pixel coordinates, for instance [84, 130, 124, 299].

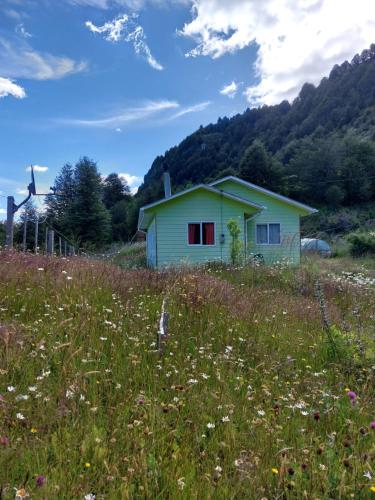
[144, 188, 257, 267]
[213, 179, 302, 264]
[146, 217, 157, 267]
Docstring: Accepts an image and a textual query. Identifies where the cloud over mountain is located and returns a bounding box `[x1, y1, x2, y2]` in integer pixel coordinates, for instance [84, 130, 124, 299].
[181, 0, 375, 105]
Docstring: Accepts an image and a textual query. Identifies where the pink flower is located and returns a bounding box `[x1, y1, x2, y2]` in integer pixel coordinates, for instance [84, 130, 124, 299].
[36, 475, 46, 487]
[370, 422, 375, 430]
[347, 391, 357, 401]
[0, 436, 9, 446]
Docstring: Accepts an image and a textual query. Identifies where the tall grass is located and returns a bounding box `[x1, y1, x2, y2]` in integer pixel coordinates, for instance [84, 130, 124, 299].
[0, 251, 374, 498]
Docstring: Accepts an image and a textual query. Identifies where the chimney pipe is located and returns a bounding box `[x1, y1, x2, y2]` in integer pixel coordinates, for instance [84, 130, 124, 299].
[163, 172, 171, 198]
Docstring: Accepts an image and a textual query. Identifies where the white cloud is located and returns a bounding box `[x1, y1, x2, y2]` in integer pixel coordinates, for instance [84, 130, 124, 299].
[0, 76, 26, 99]
[86, 14, 163, 70]
[15, 23, 32, 38]
[0, 208, 6, 215]
[220, 81, 240, 99]
[119, 172, 141, 186]
[181, 0, 375, 105]
[68, 0, 189, 9]
[169, 101, 211, 119]
[16, 188, 28, 195]
[26, 165, 48, 172]
[58, 100, 179, 128]
[0, 37, 87, 81]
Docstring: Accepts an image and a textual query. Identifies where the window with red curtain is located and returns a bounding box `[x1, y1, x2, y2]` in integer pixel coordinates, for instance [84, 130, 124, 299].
[202, 222, 215, 245]
[188, 223, 201, 244]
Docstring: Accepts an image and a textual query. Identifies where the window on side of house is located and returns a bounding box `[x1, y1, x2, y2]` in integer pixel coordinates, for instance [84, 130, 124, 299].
[256, 223, 281, 245]
[188, 222, 215, 245]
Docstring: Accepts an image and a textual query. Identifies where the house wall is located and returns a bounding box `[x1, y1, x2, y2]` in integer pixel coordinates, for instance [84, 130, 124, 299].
[215, 180, 302, 264]
[150, 189, 256, 268]
[146, 217, 157, 267]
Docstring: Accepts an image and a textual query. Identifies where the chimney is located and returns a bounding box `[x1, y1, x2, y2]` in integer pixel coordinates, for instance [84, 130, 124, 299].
[163, 171, 171, 198]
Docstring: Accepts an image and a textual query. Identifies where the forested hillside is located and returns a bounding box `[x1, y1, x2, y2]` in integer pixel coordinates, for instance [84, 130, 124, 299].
[137, 45, 375, 226]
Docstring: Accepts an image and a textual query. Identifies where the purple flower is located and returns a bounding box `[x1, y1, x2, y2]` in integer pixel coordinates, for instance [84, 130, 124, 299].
[0, 436, 9, 446]
[36, 475, 46, 487]
[347, 391, 357, 401]
[370, 421, 375, 430]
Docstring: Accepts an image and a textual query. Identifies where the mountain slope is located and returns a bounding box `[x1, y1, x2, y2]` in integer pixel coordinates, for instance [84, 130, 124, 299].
[136, 45, 375, 213]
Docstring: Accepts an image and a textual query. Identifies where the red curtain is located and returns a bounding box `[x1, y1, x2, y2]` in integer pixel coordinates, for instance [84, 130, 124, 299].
[203, 223, 214, 245]
[189, 224, 199, 244]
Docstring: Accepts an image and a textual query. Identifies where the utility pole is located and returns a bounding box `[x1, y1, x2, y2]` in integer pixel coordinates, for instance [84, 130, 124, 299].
[5, 196, 16, 249]
[5, 167, 36, 249]
[22, 215, 28, 252]
[47, 230, 55, 256]
[34, 216, 39, 254]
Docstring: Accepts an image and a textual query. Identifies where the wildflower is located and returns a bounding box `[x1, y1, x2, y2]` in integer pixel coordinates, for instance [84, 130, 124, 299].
[272, 468, 278, 474]
[215, 466, 222, 473]
[287, 467, 295, 476]
[257, 410, 265, 417]
[16, 413, 25, 420]
[370, 486, 375, 493]
[37, 267, 44, 271]
[313, 412, 320, 421]
[36, 475, 46, 487]
[370, 422, 375, 430]
[84, 494, 96, 500]
[28, 386, 37, 392]
[364, 471, 372, 480]
[221, 416, 230, 422]
[347, 391, 357, 401]
[30, 428, 38, 433]
[177, 477, 185, 490]
[7, 386, 15, 392]
[0, 436, 9, 446]
[14, 488, 29, 499]
[318, 464, 327, 471]
[206, 423, 215, 429]
[85, 462, 91, 468]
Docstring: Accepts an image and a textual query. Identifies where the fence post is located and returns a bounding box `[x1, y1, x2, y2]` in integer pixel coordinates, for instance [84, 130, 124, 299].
[5, 196, 15, 249]
[64, 240, 67, 257]
[22, 215, 28, 252]
[47, 230, 55, 256]
[34, 217, 39, 254]
[45, 227, 48, 254]
[59, 237, 62, 256]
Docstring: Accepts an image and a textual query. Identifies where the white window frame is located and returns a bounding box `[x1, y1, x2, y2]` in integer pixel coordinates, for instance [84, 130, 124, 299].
[187, 221, 216, 246]
[256, 223, 281, 245]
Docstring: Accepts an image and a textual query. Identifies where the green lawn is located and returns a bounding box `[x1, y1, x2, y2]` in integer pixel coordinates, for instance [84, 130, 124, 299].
[0, 251, 374, 499]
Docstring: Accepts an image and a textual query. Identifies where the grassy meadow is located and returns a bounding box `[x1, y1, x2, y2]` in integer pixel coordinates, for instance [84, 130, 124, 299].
[0, 250, 374, 499]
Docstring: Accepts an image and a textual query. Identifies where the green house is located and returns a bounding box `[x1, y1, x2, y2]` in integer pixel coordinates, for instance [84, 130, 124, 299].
[138, 174, 317, 268]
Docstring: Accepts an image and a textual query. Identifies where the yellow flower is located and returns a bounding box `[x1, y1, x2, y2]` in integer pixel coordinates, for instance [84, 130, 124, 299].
[272, 468, 278, 474]
[30, 428, 38, 433]
[344, 388, 350, 392]
[370, 486, 375, 493]
[85, 462, 91, 468]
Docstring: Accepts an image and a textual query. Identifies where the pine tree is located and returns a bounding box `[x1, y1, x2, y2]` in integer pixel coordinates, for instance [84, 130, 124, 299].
[103, 173, 131, 209]
[45, 164, 76, 238]
[70, 157, 111, 248]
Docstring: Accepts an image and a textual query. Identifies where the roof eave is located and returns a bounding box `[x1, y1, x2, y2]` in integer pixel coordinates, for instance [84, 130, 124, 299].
[210, 176, 318, 214]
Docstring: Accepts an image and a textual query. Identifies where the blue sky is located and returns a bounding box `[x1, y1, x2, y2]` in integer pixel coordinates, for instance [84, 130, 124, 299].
[0, 0, 374, 217]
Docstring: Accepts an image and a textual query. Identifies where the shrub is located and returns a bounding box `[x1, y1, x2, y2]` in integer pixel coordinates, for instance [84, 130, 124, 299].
[227, 218, 242, 265]
[347, 231, 375, 257]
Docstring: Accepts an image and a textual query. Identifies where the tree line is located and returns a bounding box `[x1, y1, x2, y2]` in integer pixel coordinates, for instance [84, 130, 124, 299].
[0, 158, 138, 250]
